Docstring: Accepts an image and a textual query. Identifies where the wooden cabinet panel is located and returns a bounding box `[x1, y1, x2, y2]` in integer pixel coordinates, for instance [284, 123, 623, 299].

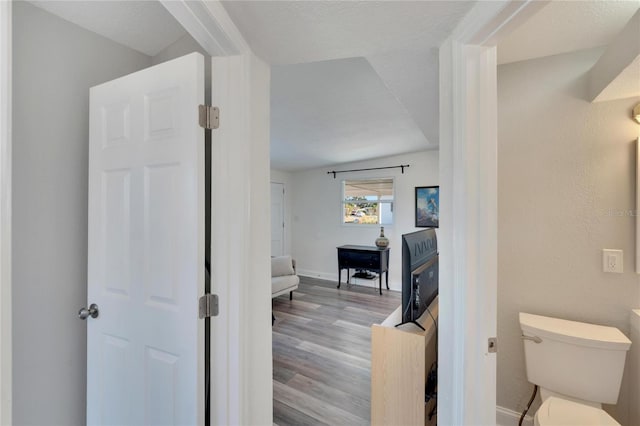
[371, 298, 438, 426]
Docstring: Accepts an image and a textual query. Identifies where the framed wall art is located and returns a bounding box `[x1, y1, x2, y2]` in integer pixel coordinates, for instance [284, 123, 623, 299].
[415, 186, 439, 228]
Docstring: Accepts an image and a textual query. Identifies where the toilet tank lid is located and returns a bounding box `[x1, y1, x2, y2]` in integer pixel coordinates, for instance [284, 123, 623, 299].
[519, 313, 631, 351]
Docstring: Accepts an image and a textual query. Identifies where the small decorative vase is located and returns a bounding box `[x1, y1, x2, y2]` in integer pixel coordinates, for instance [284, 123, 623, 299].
[375, 226, 389, 248]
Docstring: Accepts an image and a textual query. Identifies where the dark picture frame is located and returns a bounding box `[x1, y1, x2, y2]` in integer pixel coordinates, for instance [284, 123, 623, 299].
[415, 186, 439, 228]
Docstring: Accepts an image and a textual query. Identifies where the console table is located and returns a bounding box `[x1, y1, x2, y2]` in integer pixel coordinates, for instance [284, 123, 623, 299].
[337, 245, 390, 295]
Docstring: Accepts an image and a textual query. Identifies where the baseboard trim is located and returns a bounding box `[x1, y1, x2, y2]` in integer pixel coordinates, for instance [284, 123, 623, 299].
[497, 405, 533, 426]
[297, 269, 401, 291]
[296, 269, 337, 282]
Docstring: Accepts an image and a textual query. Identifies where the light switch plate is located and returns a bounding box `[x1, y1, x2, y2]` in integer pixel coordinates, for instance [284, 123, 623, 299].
[603, 249, 623, 273]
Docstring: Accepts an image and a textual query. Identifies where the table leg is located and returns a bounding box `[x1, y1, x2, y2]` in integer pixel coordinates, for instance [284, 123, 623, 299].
[337, 268, 341, 289]
[386, 271, 389, 290]
[379, 273, 382, 295]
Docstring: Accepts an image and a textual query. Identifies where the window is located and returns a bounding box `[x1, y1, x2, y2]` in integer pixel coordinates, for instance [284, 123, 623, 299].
[343, 178, 394, 225]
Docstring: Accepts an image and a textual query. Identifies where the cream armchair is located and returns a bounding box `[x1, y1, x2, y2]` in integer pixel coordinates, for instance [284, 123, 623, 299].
[271, 256, 299, 325]
[271, 255, 299, 300]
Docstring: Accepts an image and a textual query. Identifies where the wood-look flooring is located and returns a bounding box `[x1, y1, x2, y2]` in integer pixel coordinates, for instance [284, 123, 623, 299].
[272, 276, 401, 426]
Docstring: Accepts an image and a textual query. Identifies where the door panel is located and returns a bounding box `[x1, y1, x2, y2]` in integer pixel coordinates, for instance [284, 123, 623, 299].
[88, 53, 204, 426]
[103, 169, 131, 295]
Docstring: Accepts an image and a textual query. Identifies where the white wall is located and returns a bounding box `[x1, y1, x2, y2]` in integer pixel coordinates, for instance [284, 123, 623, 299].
[290, 150, 438, 291]
[270, 169, 293, 256]
[497, 47, 640, 425]
[630, 310, 640, 426]
[12, 3, 151, 424]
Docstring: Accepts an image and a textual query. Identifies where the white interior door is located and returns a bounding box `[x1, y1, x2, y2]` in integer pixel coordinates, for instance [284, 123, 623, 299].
[270, 182, 284, 256]
[87, 52, 205, 426]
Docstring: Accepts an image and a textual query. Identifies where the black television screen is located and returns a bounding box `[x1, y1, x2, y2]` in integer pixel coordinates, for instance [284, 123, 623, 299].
[399, 229, 438, 328]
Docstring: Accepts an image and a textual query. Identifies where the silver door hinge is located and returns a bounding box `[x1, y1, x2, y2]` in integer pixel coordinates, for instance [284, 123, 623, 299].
[199, 105, 220, 129]
[488, 337, 498, 353]
[199, 294, 219, 318]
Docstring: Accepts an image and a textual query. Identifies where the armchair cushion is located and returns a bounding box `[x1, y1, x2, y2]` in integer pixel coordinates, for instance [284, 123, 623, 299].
[271, 255, 295, 277]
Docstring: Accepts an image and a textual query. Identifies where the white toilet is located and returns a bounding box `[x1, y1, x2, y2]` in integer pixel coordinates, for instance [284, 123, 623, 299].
[519, 312, 632, 426]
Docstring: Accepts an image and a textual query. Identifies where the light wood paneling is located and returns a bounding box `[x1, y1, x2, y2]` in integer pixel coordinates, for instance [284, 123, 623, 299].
[371, 297, 438, 426]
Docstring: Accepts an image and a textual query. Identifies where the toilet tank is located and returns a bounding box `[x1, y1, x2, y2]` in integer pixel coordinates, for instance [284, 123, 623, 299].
[519, 313, 631, 404]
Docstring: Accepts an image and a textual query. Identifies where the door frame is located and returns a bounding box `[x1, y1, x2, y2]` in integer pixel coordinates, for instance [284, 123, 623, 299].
[161, 2, 272, 425]
[208, 53, 272, 426]
[0, 1, 11, 423]
[438, 1, 546, 424]
[270, 182, 285, 257]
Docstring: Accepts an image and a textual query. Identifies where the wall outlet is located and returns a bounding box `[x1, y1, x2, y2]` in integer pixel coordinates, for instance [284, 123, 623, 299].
[602, 249, 623, 273]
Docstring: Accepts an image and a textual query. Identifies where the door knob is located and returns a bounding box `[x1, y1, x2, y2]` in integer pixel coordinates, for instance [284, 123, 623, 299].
[78, 303, 99, 320]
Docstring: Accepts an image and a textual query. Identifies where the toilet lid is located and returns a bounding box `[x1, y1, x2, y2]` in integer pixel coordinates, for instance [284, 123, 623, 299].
[536, 397, 620, 426]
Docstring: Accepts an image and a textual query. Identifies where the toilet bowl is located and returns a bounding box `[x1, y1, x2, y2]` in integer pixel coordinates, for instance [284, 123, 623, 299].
[534, 397, 619, 426]
[519, 313, 631, 426]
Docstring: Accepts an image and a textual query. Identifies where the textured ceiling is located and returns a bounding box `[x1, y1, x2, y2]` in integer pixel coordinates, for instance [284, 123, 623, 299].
[498, 1, 640, 65]
[28, 1, 186, 56]
[222, 1, 472, 169]
[221, 1, 474, 65]
[271, 58, 432, 171]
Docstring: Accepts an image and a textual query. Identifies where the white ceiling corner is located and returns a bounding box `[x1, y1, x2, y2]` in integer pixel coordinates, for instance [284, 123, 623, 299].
[28, 0, 187, 56]
[594, 55, 640, 102]
[366, 48, 440, 146]
[498, 1, 640, 65]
